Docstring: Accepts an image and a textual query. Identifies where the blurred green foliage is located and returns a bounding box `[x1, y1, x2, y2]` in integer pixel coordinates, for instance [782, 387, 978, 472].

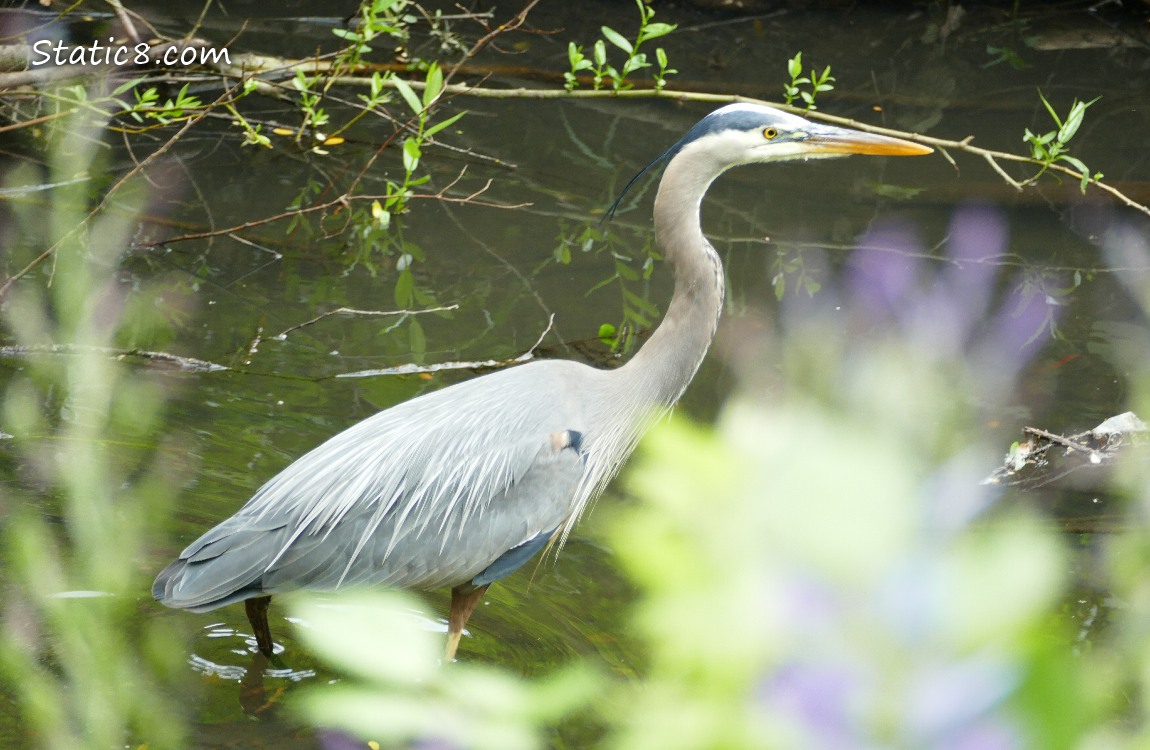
[293, 593, 598, 749]
[0, 105, 186, 747]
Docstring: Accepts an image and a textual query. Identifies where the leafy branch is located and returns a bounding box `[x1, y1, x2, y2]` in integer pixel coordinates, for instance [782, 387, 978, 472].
[781, 52, 835, 111]
[1022, 91, 1102, 193]
[330, 0, 412, 69]
[565, 0, 677, 92]
[292, 72, 1143, 217]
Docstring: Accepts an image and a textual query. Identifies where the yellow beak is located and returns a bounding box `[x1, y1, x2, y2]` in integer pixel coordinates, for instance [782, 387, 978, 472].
[804, 125, 933, 157]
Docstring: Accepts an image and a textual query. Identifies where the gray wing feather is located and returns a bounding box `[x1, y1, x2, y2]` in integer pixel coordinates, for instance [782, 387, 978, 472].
[155, 360, 596, 611]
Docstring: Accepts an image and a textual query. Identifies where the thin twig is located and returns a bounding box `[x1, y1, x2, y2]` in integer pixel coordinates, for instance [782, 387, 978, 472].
[438, 0, 542, 93]
[334, 313, 555, 379]
[135, 181, 523, 251]
[980, 151, 1024, 189]
[0, 108, 78, 135]
[105, 0, 142, 46]
[273, 304, 460, 340]
[1024, 426, 1095, 455]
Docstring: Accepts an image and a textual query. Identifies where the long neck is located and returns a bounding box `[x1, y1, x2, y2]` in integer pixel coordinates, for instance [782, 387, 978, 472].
[616, 148, 726, 408]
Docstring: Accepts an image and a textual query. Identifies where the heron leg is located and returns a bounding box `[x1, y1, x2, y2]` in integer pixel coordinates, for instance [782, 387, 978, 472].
[245, 595, 275, 658]
[446, 584, 489, 661]
[239, 651, 270, 715]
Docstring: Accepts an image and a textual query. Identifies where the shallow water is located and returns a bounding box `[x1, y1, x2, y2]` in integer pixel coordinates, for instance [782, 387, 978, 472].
[2, 0, 1149, 746]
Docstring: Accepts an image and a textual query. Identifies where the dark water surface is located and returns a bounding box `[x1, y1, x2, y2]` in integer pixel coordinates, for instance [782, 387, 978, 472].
[4, 0, 1150, 746]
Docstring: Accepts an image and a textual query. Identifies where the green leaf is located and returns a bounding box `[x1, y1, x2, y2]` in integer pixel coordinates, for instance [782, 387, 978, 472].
[402, 137, 421, 173]
[605, 65, 622, 88]
[615, 259, 640, 281]
[292, 593, 439, 684]
[1058, 97, 1097, 143]
[788, 53, 802, 79]
[624, 308, 651, 328]
[598, 322, 617, 344]
[621, 54, 650, 77]
[422, 63, 443, 107]
[623, 287, 659, 317]
[641, 22, 677, 41]
[601, 26, 633, 54]
[391, 75, 423, 116]
[1037, 90, 1062, 128]
[394, 268, 414, 307]
[423, 110, 466, 139]
[408, 317, 426, 355]
[585, 275, 616, 297]
[869, 182, 924, 200]
[112, 76, 147, 96]
[1057, 155, 1089, 174]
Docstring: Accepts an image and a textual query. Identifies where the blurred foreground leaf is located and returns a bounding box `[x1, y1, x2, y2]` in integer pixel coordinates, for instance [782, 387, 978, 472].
[291, 591, 599, 750]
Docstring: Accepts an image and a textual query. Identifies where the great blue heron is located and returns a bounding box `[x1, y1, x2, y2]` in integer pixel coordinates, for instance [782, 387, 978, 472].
[153, 104, 931, 660]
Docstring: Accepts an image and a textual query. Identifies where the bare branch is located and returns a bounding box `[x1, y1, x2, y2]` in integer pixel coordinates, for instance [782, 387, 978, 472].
[1023, 426, 1096, 456]
[438, 0, 543, 93]
[0, 344, 229, 372]
[272, 305, 461, 340]
[105, 0, 142, 46]
[980, 151, 1025, 190]
[335, 314, 555, 379]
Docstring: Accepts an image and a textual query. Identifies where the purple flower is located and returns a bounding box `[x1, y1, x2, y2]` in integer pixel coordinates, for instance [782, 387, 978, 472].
[761, 661, 868, 749]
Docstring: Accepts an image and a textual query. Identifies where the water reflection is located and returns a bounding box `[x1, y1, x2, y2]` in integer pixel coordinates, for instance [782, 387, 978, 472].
[190, 623, 316, 719]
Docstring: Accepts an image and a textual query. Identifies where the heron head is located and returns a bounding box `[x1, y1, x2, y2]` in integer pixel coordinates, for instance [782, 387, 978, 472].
[604, 103, 931, 221]
[674, 103, 933, 165]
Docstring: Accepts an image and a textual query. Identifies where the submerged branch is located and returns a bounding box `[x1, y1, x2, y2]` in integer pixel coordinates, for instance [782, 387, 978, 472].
[0, 344, 230, 372]
[0, 313, 557, 381]
[984, 412, 1150, 490]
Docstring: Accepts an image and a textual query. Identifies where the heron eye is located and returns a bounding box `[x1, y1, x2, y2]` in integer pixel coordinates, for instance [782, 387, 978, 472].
[763, 127, 778, 139]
